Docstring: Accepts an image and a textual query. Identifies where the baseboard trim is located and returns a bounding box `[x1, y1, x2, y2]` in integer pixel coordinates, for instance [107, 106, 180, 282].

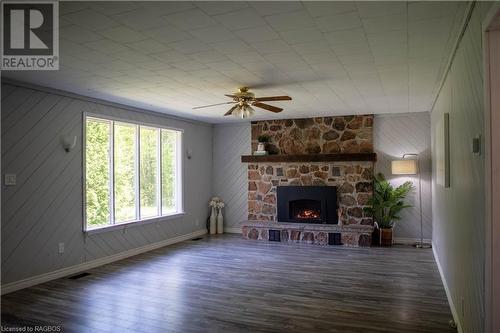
[224, 227, 242, 234]
[1, 229, 207, 295]
[432, 242, 463, 333]
[393, 237, 432, 245]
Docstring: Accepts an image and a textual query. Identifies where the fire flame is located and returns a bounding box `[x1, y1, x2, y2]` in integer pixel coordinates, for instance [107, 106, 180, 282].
[297, 209, 320, 219]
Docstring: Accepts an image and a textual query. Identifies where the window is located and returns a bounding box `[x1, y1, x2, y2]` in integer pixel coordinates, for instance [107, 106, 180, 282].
[85, 116, 182, 230]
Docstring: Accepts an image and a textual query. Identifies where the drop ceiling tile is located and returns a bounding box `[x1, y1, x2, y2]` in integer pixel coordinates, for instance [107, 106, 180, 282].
[190, 50, 229, 64]
[136, 60, 172, 71]
[60, 2, 90, 15]
[214, 8, 268, 30]
[362, 14, 407, 33]
[60, 25, 104, 43]
[84, 39, 130, 54]
[355, 1, 406, 18]
[164, 9, 216, 30]
[250, 2, 303, 16]
[303, 2, 357, 18]
[189, 26, 236, 43]
[89, 2, 142, 15]
[292, 42, 332, 55]
[111, 8, 170, 31]
[144, 26, 192, 44]
[324, 28, 367, 46]
[113, 50, 154, 63]
[338, 53, 374, 65]
[250, 39, 293, 54]
[99, 26, 146, 43]
[171, 60, 209, 72]
[408, 1, 461, 21]
[263, 51, 303, 65]
[60, 40, 93, 55]
[142, 2, 195, 16]
[63, 9, 119, 31]
[279, 27, 324, 44]
[169, 39, 213, 54]
[315, 12, 362, 32]
[209, 39, 253, 54]
[332, 43, 371, 56]
[265, 10, 316, 32]
[207, 60, 242, 71]
[151, 50, 190, 63]
[226, 51, 267, 64]
[126, 39, 172, 54]
[301, 52, 339, 65]
[233, 26, 280, 43]
[196, 1, 249, 16]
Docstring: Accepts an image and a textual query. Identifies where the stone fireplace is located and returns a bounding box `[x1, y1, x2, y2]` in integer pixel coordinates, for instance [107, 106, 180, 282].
[241, 115, 375, 247]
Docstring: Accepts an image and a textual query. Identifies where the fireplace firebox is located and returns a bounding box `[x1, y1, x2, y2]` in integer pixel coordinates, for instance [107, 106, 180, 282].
[277, 186, 338, 224]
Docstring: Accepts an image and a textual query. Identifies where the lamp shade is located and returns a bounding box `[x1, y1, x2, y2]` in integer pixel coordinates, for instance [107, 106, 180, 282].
[392, 159, 417, 175]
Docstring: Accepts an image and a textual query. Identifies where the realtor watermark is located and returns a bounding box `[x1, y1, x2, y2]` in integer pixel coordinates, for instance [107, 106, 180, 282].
[1, 1, 59, 70]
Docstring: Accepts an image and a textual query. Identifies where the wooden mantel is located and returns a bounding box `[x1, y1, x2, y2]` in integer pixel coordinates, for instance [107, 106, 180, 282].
[241, 153, 377, 163]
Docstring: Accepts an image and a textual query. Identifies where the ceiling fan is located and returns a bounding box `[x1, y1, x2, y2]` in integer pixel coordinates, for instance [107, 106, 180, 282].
[192, 87, 292, 119]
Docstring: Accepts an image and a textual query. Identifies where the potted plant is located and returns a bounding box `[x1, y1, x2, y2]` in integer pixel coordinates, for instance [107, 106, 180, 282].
[256, 135, 270, 153]
[364, 173, 414, 246]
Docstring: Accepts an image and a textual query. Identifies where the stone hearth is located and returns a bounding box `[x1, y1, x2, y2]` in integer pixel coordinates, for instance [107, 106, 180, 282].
[242, 221, 373, 247]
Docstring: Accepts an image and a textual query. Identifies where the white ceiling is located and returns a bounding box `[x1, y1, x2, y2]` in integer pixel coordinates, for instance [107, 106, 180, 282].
[3, 1, 466, 123]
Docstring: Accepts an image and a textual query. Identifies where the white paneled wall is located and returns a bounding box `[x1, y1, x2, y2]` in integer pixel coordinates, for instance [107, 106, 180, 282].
[431, 3, 493, 332]
[374, 112, 432, 241]
[1, 82, 213, 285]
[213, 124, 250, 231]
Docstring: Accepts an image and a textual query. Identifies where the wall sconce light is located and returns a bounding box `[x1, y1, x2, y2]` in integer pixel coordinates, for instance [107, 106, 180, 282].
[61, 135, 77, 152]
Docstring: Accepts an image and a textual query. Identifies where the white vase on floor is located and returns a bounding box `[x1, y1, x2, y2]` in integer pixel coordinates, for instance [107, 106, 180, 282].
[217, 208, 224, 234]
[210, 207, 217, 235]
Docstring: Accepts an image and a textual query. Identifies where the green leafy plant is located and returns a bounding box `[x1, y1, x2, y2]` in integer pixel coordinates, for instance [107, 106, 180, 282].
[257, 135, 270, 143]
[363, 173, 414, 229]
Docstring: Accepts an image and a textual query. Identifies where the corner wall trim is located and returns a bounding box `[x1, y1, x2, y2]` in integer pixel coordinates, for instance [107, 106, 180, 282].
[432, 242, 463, 333]
[1, 229, 207, 295]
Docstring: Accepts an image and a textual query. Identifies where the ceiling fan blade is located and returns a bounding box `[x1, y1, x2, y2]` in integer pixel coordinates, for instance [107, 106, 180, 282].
[224, 104, 239, 116]
[192, 101, 236, 110]
[252, 102, 283, 113]
[224, 94, 237, 98]
[255, 95, 292, 102]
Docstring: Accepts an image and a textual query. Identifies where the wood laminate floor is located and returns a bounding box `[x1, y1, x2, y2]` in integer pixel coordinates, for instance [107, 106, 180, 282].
[1, 235, 454, 333]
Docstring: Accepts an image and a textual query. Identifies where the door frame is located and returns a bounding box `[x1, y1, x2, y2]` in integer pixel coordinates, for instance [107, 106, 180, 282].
[484, 4, 500, 333]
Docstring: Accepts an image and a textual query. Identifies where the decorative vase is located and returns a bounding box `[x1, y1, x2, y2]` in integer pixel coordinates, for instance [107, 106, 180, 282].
[380, 228, 393, 246]
[209, 206, 217, 235]
[217, 208, 224, 234]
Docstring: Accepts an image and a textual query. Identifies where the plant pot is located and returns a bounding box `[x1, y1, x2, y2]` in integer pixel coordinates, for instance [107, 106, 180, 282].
[380, 228, 393, 247]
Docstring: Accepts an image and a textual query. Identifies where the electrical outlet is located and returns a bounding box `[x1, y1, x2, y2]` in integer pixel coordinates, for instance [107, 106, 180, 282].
[58, 243, 64, 254]
[4, 174, 16, 186]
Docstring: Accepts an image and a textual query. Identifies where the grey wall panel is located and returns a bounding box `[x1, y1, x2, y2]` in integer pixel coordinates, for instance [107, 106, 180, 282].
[431, 3, 491, 332]
[1, 82, 213, 285]
[213, 124, 250, 230]
[374, 113, 432, 240]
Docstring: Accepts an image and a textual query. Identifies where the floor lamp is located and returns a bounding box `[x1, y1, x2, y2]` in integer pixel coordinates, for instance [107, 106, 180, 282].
[391, 154, 431, 249]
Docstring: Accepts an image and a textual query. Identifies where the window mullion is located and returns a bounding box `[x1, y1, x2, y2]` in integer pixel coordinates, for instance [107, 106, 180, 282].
[136, 125, 140, 221]
[157, 128, 162, 217]
[110, 121, 115, 225]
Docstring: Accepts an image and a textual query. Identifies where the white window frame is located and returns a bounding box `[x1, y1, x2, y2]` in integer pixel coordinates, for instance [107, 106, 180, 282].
[83, 113, 184, 233]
